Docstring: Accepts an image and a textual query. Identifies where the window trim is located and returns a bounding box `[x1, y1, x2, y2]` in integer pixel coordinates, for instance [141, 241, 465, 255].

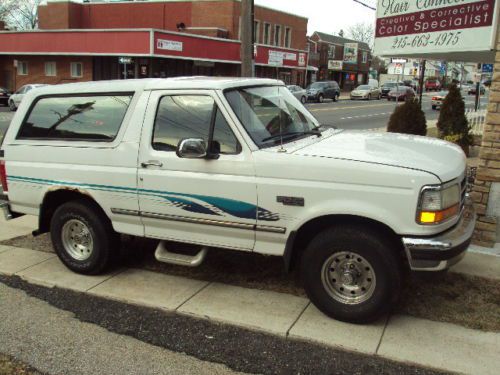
[45, 61, 57, 77]
[16, 92, 134, 143]
[253, 19, 260, 44]
[362, 51, 368, 64]
[284, 26, 292, 48]
[151, 94, 242, 156]
[263, 22, 271, 45]
[18, 61, 28, 76]
[70, 62, 83, 78]
[274, 24, 282, 46]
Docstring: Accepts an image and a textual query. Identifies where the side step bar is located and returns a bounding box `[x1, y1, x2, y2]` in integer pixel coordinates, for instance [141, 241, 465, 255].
[154, 241, 208, 267]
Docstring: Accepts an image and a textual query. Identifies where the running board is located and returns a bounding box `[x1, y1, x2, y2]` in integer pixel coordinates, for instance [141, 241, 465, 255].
[154, 241, 208, 267]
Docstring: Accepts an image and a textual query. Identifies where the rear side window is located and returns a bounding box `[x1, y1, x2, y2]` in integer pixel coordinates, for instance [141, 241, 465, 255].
[17, 94, 133, 141]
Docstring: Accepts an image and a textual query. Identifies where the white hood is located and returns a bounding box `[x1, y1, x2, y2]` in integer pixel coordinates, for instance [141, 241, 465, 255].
[291, 130, 466, 183]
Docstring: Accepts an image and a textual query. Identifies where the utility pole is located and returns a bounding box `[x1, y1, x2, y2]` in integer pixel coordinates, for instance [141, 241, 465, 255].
[240, 0, 254, 77]
[418, 59, 426, 107]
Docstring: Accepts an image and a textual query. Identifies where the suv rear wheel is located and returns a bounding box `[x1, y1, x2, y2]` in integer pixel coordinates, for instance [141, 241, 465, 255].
[318, 94, 324, 103]
[333, 93, 339, 102]
[300, 225, 402, 323]
[50, 201, 118, 275]
[9, 100, 16, 111]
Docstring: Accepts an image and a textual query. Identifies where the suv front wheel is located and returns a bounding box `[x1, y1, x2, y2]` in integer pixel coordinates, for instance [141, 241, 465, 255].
[300, 225, 402, 323]
[50, 201, 118, 275]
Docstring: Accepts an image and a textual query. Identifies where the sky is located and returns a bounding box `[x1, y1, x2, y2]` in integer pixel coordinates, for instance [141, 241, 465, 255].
[253, 0, 377, 36]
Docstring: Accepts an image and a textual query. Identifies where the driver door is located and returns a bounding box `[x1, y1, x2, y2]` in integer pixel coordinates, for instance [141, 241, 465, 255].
[138, 90, 257, 251]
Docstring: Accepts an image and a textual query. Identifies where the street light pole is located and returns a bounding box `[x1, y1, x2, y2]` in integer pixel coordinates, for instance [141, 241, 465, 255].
[241, 0, 254, 77]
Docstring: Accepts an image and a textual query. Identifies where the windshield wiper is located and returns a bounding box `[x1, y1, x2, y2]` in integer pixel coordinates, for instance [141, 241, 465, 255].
[312, 124, 337, 131]
[261, 130, 321, 143]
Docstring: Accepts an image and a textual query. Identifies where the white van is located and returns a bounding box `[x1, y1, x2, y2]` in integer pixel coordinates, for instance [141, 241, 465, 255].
[0, 77, 475, 323]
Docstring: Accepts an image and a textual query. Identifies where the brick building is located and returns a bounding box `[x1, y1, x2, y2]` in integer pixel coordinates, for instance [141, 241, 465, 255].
[308, 32, 372, 90]
[470, 28, 500, 247]
[0, 0, 309, 91]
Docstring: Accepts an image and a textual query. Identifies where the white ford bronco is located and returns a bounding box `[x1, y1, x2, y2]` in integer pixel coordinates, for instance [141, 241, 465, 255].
[0, 77, 475, 323]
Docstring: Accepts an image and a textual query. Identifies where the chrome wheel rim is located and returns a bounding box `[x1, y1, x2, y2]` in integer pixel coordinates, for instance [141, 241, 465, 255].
[61, 219, 94, 261]
[321, 251, 376, 305]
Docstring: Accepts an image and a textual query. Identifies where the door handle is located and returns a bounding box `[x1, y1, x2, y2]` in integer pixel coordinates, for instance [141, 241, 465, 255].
[141, 160, 163, 168]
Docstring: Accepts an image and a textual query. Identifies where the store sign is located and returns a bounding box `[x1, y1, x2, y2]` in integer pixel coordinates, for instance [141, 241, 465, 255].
[343, 43, 358, 64]
[374, 0, 499, 57]
[483, 63, 494, 73]
[118, 57, 132, 64]
[268, 50, 284, 66]
[298, 53, 306, 66]
[328, 60, 343, 70]
[393, 62, 404, 74]
[157, 39, 183, 52]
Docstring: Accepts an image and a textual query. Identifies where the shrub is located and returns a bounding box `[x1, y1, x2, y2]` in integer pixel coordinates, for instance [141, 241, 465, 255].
[387, 99, 427, 136]
[437, 83, 473, 154]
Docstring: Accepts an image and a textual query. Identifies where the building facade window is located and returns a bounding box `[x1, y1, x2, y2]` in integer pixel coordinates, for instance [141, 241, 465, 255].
[274, 25, 281, 46]
[362, 51, 368, 63]
[70, 62, 83, 78]
[18, 61, 28, 75]
[263, 23, 271, 45]
[253, 20, 260, 43]
[284, 27, 292, 48]
[328, 45, 335, 58]
[45, 62, 57, 77]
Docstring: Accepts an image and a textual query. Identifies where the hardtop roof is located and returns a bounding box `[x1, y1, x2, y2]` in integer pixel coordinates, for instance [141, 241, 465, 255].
[31, 77, 285, 95]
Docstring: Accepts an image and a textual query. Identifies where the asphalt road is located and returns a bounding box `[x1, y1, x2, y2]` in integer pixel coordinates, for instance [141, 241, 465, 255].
[305, 91, 488, 131]
[0, 91, 489, 141]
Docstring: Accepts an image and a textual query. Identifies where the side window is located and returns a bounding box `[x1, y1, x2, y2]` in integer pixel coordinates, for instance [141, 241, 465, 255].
[153, 95, 240, 155]
[18, 94, 133, 141]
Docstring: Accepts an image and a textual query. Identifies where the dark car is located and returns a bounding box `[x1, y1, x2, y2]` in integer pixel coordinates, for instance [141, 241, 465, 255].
[0, 87, 11, 106]
[306, 81, 340, 103]
[468, 85, 486, 95]
[388, 86, 416, 102]
[380, 82, 402, 98]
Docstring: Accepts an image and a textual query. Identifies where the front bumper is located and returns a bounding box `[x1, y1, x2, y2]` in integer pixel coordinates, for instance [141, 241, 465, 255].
[402, 197, 476, 271]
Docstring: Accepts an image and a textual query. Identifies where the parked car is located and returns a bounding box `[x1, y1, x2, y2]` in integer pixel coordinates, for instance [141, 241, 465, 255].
[0, 87, 11, 106]
[0, 78, 475, 324]
[468, 85, 486, 95]
[431, 90, 449, 110]
[350, 85, 381, 100]
[8, 84, 48, 111]
[425, 79, 441, 91]
[403, 80, 419, 91]
[287, 85, 307, 104]
[388, 86, 416, 101]
[306, 81, 340, 103]
[483, 79, 492, 87]
[380, 82, 402, 98]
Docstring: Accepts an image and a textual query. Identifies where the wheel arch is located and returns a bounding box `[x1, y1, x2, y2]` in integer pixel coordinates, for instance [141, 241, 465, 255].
[284, 214, 404, 273]
[37, 188, 110, 235]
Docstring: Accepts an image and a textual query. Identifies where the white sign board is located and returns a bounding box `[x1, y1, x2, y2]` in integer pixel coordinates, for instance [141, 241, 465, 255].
[343, 43, 358, 64]
[393, 62, 404, 75]
[374, 0, 499, 61]
[157, 39, 183, 52]
[268, 51, 284, 67]
[298, 53, 306, 67]
[328, 60, 343, 70]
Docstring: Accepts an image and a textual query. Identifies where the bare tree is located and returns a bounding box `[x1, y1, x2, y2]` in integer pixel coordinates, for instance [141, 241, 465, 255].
[347, 22, 374, 48]
[1, 0, 42, 30]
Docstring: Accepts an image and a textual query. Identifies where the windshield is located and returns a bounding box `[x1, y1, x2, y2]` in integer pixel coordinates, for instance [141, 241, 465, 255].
[225, 85, 320, 149]
[307, 82, 327, 90]
[357, 85, 371, 90]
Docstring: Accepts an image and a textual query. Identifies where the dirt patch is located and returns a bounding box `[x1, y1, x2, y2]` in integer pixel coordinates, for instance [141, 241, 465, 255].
[2, 234, 500, 332]
[0, 354, 43, 375]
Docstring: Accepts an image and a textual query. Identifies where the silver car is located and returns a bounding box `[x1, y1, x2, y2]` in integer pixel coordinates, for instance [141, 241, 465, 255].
[9, 84, 48, 111]
[287, 85, 307, 104]
[350, 85, 381, 100]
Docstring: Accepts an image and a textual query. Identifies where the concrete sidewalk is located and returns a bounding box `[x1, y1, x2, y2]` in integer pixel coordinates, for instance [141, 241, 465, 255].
[1, 216, 500, 375]
[0, 244, 499, 375]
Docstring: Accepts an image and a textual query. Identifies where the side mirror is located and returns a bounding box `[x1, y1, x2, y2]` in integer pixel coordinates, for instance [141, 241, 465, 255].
[176, 138, 207, 159]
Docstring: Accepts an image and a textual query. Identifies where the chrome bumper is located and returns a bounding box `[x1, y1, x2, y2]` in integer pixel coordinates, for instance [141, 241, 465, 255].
[0, 198, 13, 220]
[402, 197, 476, 271]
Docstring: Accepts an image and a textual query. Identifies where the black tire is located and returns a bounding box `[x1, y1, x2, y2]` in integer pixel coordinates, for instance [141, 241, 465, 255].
[318, 94, 324, 103]
[367, 94, 371, 101]
[377, 94, 381, 100]
[333, 93, 339, 102]
[432, 105, 436, 110]
[9, 100, 16, 111]
[300, 225, 402, 323]
[301, 96, 306, 104]
[50, 201, 118, 275]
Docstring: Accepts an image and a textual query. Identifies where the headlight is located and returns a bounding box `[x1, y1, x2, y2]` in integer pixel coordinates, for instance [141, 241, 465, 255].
[417, 184, 460, 225]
